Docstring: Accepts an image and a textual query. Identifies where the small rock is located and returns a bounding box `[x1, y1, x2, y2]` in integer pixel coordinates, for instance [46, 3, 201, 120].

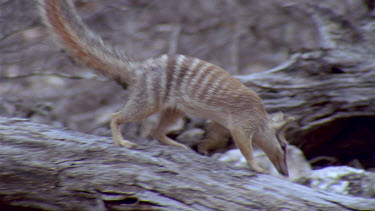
[217, 149, 247, 166]
[299, 166, 375, 198]
[287, 145, 312, 180]
[168, 117, 185, 133]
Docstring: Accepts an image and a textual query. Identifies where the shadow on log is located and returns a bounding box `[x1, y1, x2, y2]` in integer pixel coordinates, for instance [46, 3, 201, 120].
[0, 117, 375, 210]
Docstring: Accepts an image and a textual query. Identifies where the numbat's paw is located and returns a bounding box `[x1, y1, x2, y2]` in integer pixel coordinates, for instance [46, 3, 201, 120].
[117, 139, 137, 148]
[174, 142, 190, 150]
[197, 143, 210, 156]
[249, 163, 269, 174]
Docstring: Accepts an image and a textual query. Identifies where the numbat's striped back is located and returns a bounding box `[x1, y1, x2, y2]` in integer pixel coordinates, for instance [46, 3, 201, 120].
[39, 0, 291, 177]
[129, 53, 267, 128]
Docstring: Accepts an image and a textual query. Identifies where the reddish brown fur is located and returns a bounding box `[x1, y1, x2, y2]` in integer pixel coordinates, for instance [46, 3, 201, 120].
[45, 1, 108, 72]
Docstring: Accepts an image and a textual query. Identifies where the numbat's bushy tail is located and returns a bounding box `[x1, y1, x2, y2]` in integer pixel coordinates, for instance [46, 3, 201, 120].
[39, 0, 293, 176]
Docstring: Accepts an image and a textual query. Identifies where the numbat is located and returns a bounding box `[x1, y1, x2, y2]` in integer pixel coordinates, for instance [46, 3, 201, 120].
[39, 0, 293, 176]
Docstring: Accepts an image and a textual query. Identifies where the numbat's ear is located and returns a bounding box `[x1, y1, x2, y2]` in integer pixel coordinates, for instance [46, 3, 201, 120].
[270, 112, 295, 133]
[270, 111, 285, 123]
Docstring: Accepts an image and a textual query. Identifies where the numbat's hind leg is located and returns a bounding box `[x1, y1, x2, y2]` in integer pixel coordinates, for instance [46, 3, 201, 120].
[110, 101, 158, 148]
[152, 108, 189, 149]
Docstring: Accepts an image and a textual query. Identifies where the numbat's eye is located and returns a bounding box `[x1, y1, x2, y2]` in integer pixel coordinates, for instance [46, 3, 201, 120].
[280, 142, 286, 151]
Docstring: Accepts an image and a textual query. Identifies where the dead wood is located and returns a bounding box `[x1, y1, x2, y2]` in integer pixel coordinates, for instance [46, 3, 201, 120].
[1, 117, 375, 210]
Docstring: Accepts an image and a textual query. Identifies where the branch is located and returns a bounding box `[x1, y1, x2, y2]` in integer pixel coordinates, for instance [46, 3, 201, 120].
[1, 70, 109, 82]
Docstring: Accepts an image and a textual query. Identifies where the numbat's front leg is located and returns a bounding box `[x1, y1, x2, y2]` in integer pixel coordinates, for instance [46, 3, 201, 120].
[231, 126, 269, 174]
[198, 122, 268, 174]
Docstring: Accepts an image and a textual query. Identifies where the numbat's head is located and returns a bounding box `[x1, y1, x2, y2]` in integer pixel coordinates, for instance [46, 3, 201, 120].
[254, 112, 294, 176]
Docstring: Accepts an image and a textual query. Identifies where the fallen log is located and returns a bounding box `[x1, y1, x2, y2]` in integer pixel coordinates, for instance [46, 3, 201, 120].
[0, 117, 374, 210]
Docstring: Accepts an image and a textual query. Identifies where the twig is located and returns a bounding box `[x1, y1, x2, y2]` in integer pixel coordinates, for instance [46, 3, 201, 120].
[1, 71, 109, 82]
[230, 29, 241, 74]
[168, 25, 181, 55]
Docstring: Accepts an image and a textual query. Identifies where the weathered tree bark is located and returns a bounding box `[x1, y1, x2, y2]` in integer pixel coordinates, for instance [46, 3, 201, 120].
[235, 4, 375, 166]
[0, 117, 375, 211]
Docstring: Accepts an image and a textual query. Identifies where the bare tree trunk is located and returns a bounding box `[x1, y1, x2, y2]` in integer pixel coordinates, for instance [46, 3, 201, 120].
[0, 117, 374, 211]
